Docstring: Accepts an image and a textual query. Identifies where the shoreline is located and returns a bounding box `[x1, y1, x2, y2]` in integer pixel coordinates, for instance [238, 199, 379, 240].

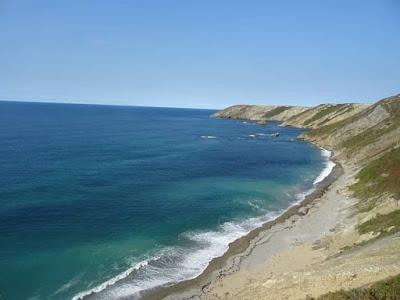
[140, 147, 342, 300]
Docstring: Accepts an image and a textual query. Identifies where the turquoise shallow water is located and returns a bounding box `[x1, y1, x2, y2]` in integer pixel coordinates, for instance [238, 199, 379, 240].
[0, 101, 326, 299]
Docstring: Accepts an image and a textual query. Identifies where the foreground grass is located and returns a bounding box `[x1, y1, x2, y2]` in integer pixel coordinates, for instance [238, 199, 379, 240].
[311, 274, 400, 300]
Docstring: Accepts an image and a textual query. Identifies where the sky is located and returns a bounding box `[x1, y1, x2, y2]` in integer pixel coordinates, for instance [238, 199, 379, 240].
[1, 0, 399, 109]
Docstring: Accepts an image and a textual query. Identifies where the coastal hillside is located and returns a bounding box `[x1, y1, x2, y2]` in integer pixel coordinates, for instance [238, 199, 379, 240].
[212, 103, 368, 127]
[201, 93, 400, 300]
[304, 94, 400, 162]
[283, 103, 369, 129]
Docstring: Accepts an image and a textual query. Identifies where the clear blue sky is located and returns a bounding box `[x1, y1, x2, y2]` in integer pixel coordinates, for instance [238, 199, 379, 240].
[1, 0, 399, 108]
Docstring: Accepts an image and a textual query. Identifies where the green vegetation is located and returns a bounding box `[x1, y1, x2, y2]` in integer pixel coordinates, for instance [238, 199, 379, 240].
[350, 147, 400, 203]
[341, 118, 399, 152]
[261, 106, 290, 119]
[340, 97, 399, 151]
[317, 105, 355, 126]
[306, 118, 347, 137]
[285, 107, 314, 123]
[343, 96, 400, 149]
[303, 104, 344, 126]
[358, 210, 400, 237]
[311, 274, 400, 300]
[306, 107, 366, 138]
[306, 103, 376, 138]
[382, 96, 400, 117]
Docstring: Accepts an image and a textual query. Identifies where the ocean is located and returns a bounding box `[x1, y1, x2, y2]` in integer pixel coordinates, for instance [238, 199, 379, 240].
[0, 101, 328, 299]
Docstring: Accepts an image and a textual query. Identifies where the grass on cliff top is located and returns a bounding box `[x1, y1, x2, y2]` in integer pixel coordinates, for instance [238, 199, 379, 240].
[311, 274, 400, 300]
[350, 146, 400, 205]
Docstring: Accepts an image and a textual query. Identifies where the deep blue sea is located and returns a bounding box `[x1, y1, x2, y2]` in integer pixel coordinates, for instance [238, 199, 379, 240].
[0, 101, 327, 299]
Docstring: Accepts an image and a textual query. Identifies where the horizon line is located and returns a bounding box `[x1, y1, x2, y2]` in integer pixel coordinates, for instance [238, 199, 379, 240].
[0, 97, 376, 110]
[0, 99, 220, 111]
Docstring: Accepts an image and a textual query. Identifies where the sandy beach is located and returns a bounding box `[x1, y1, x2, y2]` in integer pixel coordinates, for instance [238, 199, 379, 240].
[141, 153, 400, 300]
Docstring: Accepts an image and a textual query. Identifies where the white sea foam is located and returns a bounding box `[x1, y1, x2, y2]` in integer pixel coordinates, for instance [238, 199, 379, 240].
[201, 135, 217, 139]
[295, 148, 335, 203]
[72, 260, 151, 300]
[294, 186, 315, 203]
[73, 148, 336, 300]
[313, 149, 336, 185]
[73, 213, 277, 300]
